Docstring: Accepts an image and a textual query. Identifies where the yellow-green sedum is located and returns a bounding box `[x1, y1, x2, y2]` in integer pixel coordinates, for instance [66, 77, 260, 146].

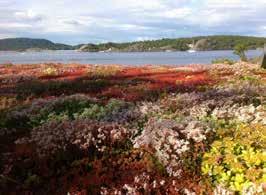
[202, 124, 266, 194]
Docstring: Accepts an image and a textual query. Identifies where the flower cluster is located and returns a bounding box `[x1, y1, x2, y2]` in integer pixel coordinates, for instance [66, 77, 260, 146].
[100, 172, 198, 195]
[139, 79, 265, 123]
[133, 118, 209, 177]
[15, 119, 130, 158]
[212, 104, 266, 124]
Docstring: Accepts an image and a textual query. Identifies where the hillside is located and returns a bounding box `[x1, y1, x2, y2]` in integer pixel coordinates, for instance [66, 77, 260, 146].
[0, 38, 72, 51]
[74, 35, 266, 52]
[0, 36, 265, 52]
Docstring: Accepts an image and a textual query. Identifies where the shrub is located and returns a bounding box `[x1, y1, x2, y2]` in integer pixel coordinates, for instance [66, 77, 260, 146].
[27, 95, 97, 126]
[87, 65, 121, 78]
[42, 67, 58, 76]
[215, 123, 266, 149]
[0, 96, 17, 110]
[234, 44, 248, 61]
[239, 75, 259, 83]
[202, 140, 265, 193]
[4, 95, 135, 130]
[15, 119, 131, 158]
[24, 174, 41, 188]
[32, 97, 132, 125]
[2, 63, 14, 68]
[212, 58, 235, 65]
[76, 98, 133, 122]
[202, 124, 266, 193]
[2, 95, 96, 130]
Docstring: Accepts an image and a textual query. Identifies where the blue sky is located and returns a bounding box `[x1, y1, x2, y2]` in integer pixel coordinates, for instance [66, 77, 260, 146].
[0, 0, 266, 45]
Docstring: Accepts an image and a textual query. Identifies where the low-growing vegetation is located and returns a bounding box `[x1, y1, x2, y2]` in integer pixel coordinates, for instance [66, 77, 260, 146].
[0, 62, 265, 194]
[212, 58, 235, 65]
[202, 123, 266, 193]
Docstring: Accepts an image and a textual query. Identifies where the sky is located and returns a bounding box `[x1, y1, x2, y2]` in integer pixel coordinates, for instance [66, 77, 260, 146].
[0, 0, 266, 45]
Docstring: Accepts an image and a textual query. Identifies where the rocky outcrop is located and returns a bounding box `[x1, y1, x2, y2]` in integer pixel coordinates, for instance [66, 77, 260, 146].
[194, 39, 211, 51]
[77, 44, 99, 52]
[77, 44, 89, 51]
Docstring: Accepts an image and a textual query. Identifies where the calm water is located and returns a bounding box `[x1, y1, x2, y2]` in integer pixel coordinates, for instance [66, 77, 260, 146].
[0, 50, 263, 66]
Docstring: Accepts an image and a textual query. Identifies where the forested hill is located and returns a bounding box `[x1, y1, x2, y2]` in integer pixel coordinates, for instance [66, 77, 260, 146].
[0, 36, 265, 51]
[0, 38, 72, 51]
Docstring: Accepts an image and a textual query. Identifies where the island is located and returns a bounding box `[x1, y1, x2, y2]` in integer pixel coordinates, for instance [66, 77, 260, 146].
[1, 35, 266, 52]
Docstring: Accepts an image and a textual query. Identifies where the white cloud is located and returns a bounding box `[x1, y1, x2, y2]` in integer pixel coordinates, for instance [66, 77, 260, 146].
[119, 24, 153, 31]
[0, 0, 265, 44]
[0, 22, 32, 29]
[14, 10, 43, 21]
[160, 7, 192, 19]
[62, 20, 82, 26]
